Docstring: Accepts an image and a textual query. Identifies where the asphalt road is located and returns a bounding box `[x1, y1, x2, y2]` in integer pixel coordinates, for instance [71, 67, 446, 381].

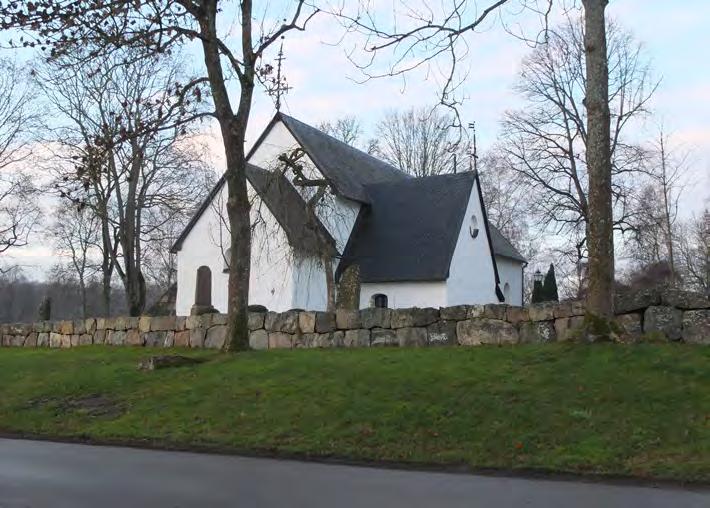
[0, 438, 707, 507]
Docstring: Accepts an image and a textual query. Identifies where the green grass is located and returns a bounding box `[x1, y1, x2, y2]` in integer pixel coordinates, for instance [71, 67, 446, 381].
[0, 344, 708, 481]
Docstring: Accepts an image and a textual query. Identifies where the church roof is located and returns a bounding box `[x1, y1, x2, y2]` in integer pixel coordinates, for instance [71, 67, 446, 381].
[246, 164, 336, 257]
[337, 172, 476, 283]
[172, 114, 525, 277]
[279, 114, 408, 203]
[489, 226, 527, 263]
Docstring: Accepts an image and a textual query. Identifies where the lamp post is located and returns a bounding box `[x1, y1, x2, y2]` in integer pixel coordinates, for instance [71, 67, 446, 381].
[533, 269, 543, 284]
[532, 269, 544, 303]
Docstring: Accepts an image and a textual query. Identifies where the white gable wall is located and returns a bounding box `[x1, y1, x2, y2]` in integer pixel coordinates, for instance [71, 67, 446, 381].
[176, 182, 298, 315]
[446, 181, 499, 306]
[248, 120, 361, 254]
[496, 256, 524, 306]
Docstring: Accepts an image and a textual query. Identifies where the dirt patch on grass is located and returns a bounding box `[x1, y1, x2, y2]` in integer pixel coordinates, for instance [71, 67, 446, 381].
[27, 394, 124, 419]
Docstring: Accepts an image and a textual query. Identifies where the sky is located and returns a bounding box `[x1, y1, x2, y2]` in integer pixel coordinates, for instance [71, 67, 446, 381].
[5, 0, 710, 279]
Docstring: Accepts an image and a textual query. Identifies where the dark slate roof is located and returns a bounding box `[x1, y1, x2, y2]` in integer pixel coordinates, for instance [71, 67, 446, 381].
[489, 225, 527, 263]
[246, 164, 336, 257]
[337, 172, 476, 283]
[279, 114, 408, 203]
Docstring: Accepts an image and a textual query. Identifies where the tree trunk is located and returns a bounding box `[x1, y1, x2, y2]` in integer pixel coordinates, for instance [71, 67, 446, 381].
[198, 2, 253, 351]
[582, 0, 614, 319]
[323, 255, 336, 311]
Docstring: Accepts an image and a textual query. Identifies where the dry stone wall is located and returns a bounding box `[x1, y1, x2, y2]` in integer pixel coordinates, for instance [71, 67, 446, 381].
[1, 289, 708, 350]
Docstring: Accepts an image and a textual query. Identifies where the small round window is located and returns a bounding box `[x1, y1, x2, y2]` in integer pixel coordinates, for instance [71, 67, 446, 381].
[469, 214, 479, 238]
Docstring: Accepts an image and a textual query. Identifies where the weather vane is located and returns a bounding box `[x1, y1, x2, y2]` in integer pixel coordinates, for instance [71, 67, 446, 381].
[270, 36, 292, 112]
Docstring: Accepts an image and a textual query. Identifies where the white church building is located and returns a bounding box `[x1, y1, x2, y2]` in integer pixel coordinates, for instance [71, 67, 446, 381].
[171, 113, 526, 315]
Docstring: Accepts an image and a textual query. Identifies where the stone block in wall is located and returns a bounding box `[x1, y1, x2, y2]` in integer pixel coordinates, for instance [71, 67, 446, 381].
[371, 328, 398, 347]
[391, 307, 439, 328]
[205, 326, 227, 349]
[614, 288, 661, 314]
[186, 315, 204, 330]
[268, 332, 293, 349]
[175, 316, 187, 332]
[189, 327, 206, 348]
[139, 316, 152, 333]
[106, 330, 125, 346]
[661, 289, 710, 310]
[126, 329, 144, 346]
[614, 313, 643, 341]
[457, 319, 518, 346]
[58, 320, 73, 335]
[95, 318, 108, 331]
[518, 321, 556, 344]
[265, 311, 299, 333]
[311, 331, 340, 348]
[143, 331, 166, 347]
[439, 305, 471, 321]
[78, 334, 93, 346]
[1, 335, 9, 347]
[360, 308, 391, 329]
[151, 315, 176, 332]
[61, 334, 72, 348]
[344, 329, 370, 347]
[483, 304, 508, 321]
[468, 305, 485, 319]
[70, 334, 81, 347]
[174, 330, 190, 348]
[554, 316, 585, 342]
[25, 332, 38, 347]
[553, 301, 586, 319]
[332, 330, 345, 347]
[336, 309, 361, 330]
[211, 314, 228, 326]
[644, 306, 682, 341]
[35, 321, 51, 333]
[681, 310, 710, 344]
[397, 327, 428, 347]
[37, 332, 49, 347]
[315, 312, 336, 333]
[248, 312, 265, 331]
[164, 331, 175, 348]
[528, 303, 556, 322]
[426, 321, 457, 346]
[85, 318, 97, 334]
[113, 317, 129, 331]
[298, 312, 316, 333]
[506, 306, 530, 325]
[293, 332, 312, 348]
[94, 329, 106, 345]
[49, 332, 62, 348]
[73, 320, 86, 335]
[249, 329, 268, 350]
[9, 335, 25, 347]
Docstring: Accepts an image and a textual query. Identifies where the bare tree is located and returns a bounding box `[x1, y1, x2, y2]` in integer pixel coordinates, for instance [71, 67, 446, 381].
[318, 116, 363, 146]
[1, 0, 320, 349]
[676, 210, 710, 296]
[51, 207, 100, 318]
[374, 106, 464, 177]
[0, 59, 41, 269]
[39, 49, 213, 316]
[499, 16, 655, 258]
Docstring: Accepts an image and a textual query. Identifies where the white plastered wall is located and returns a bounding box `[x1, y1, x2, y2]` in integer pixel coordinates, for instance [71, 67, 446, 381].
[445, 180, 499, 306]
[359, 281, 447, 309]
[495, 256, 524, 306]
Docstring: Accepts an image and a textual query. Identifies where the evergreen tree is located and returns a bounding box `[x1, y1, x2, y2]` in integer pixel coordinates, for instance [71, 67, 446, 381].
[531, 279, 545, 304]
[542, 263, 559, 302]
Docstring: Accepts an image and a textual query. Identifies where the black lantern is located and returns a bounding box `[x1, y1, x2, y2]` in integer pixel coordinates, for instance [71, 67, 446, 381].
[533, 269, 543, 283]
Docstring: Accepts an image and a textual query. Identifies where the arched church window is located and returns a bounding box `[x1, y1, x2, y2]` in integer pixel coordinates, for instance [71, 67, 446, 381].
[372, 293, 388, 308]
[503, 282, 511, 302]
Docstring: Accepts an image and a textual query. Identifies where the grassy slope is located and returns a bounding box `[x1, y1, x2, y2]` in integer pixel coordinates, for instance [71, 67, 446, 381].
[0, 344, 708, 481]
